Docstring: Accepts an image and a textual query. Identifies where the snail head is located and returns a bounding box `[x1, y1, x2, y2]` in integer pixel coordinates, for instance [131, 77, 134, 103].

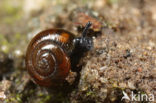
[74, 21, 93, 52]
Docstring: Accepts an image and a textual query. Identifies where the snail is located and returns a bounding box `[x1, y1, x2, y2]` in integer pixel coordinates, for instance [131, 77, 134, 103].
[26, 22, 93, 87]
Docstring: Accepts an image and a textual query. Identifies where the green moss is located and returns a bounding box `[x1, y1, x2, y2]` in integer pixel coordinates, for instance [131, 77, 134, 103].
[107, 0, 119, 4]
[3, 14, 22, 24]
[5, 5, 19, 15]
[0, 35, 10, 53]
[85, 88, 96, 98]
[29, 89, 35, 94]
[10, 97, 17, 102]
[15, 33, 22, 40]
[73, 0, 95, 6]
[37, 92, 44, 97]
[37, 95, 52, 103]
[0, 35, 8, 45]
[6, 93, 22, 103]
[12, 33, 23, 47]
[16, 94, 22, 103]
[4, 91, 22, 103]
[39, 95, 51, 103]
[5, 98, 9, 102]
[0, 0, 22, 24]
[86, 91, 95, 96]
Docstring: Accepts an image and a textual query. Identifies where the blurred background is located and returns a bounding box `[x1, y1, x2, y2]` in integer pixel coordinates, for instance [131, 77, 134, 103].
[0, 0, 155, 103]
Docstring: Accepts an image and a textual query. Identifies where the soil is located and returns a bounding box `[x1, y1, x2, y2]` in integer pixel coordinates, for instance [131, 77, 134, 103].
[0, 0, 155, 103]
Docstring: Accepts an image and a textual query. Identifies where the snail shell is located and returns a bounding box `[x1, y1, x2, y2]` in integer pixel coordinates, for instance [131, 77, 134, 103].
[26, 29, 75, 87]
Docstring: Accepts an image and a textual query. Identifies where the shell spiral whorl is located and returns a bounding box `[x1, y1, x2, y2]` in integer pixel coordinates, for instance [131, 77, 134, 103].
[26, 29, 74, 87]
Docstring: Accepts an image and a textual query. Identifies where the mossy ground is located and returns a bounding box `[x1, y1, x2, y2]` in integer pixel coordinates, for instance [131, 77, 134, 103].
[0, 0, 155, 103]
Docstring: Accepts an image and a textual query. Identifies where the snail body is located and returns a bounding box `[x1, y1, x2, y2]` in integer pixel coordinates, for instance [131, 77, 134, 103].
[26, 22, 93, 87]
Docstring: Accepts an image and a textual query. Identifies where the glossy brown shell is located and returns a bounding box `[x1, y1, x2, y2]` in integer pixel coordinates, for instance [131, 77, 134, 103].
[26, 29, 75, 87]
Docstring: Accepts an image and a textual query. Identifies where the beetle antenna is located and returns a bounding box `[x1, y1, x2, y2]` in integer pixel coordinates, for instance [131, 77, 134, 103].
[82, 21, 92, 37]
